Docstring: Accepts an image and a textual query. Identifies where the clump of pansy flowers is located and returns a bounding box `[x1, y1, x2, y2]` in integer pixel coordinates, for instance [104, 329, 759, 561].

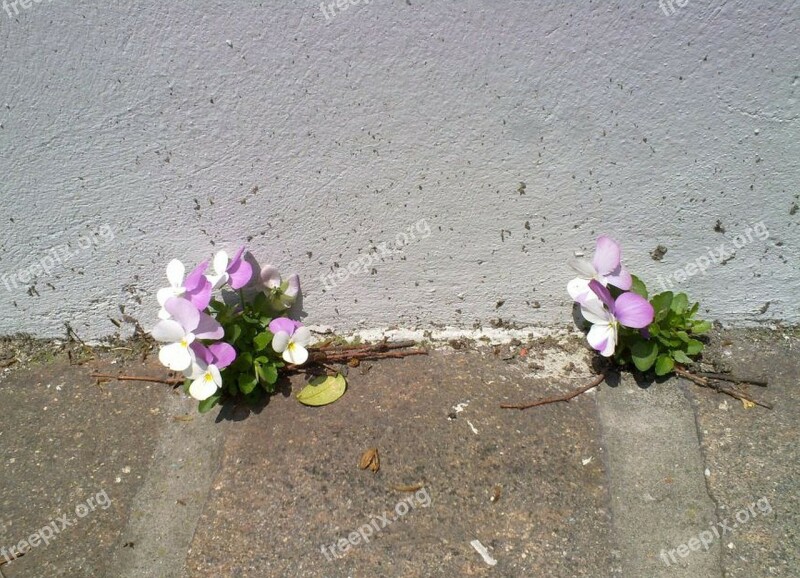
[150, 247, 310, 412]
[568, 236, 711, 376]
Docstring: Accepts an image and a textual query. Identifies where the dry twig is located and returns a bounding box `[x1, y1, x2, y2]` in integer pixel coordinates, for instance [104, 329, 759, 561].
[90, 373, 184, 386]
[674, 367, 772, 409]
[500, 373, 607, 410]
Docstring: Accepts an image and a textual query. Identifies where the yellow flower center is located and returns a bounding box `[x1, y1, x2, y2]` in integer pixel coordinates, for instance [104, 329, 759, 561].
[204, 372, 213, 382]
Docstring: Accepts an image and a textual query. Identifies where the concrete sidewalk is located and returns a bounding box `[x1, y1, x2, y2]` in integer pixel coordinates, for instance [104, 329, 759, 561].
[0, 329, 797, 577]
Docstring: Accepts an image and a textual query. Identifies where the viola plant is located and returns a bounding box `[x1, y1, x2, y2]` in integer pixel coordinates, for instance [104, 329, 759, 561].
[150, 247, 311, 413]
[569, 236, 711, 376]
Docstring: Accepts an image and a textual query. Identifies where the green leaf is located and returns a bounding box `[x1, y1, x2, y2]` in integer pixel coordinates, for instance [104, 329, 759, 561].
[651, 291, 673, 313]
[654, 355, 675, 376]
[256, 362, 278, 386]
[686, 339, 704, 355]
[676, 331, 690, 343]
[238, 373, 258, 395]
[692, 320, 712, 334]
[253, 331, 272, 351]
[687, 301, 700, 317]
[671, 350, 693, 365]
[630, 275, 648, 299]
[671, 293, 689, 315]
[198, 393, 221, 414]
[631, 340, 659, 372]
[296, 374, 347, 407]
[232, 352, 253, 372]
[253, 291, 270, 314]
[228, 324, 242, 345]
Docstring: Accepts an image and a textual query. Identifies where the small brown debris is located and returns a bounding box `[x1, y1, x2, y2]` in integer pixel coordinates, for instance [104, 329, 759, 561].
[650, 245, 668, 261]
[359, 448, 380, 473]
[393, 483, 424, 492]
[347, 358, 361, 367]
[490, 485, 502, 503]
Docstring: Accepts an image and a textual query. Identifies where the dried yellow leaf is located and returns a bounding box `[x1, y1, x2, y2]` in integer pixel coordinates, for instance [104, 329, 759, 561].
[359, 447, 380, 472]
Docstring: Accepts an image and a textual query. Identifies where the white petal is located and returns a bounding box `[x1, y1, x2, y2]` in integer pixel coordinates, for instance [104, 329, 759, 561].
[282, 343, 308, 365]
[208, 364, 222, 386]
[158, 342, 192, 371]
[272, 331, 290, 353]
[184, 353, 207, 380]
[157, 307, 171, 320]
[157, 286, 183, 307]
[166, 259, 185, 288]
[292, 327, 312, 347]
[567, 257, 596, 278]
[213, 251, 229, 276]
[207, 272, 229, 290]
[150, 320, 185, 343]
[580, 300, 611, 325]
[189, 373, 219, 401]
[587, 324, 616, 357]
[567, 278, 591, 302]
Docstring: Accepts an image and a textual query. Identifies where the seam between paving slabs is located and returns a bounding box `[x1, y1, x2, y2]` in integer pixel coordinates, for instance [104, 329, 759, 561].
[680, 380, 729, 576]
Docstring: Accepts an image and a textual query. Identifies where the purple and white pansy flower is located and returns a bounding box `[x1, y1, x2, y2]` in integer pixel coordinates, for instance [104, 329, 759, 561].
[150, 297, 224, 371]
[207, 247, 253, 290]
[257, 265, 300, 309]
[269, 317, 312, 365]
[157, 259, 213, 319]
[567, 235, 633, 305]
[580, 280, 654, 357]
[185, 341, 237, 401]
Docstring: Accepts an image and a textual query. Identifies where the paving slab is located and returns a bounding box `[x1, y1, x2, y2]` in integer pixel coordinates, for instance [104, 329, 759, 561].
[597, 373, 722, 577]
[185, 349, 616, 578]
[0, 350, 171, 577]
[688, 328, 800, 577]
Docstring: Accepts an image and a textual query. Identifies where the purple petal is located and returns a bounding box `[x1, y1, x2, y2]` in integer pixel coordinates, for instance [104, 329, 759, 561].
[190, 342, 213, 365]
[268, 317, 300, 336]
[605, 265, 632, 290]
[614, 292, 655, 329]
[184, 261, 209, 291]
[230, 246, 247, 263]
[185, 278, 212, 310]
[592, 236, 622, 276]
[208, 342, 236, 369]
[285, 273, 300, 297]
[165, 297, 200, 332]
[227, 255, 253, 289]
[194, 311, 224, 340]
[588, 280, 615, 311]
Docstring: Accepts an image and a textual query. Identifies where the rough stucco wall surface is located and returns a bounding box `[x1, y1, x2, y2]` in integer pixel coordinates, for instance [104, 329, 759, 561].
[0, 1, 797, 338]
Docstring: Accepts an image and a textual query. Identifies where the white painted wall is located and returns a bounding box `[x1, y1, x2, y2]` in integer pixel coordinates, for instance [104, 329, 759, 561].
[0, 1, 797, 338]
